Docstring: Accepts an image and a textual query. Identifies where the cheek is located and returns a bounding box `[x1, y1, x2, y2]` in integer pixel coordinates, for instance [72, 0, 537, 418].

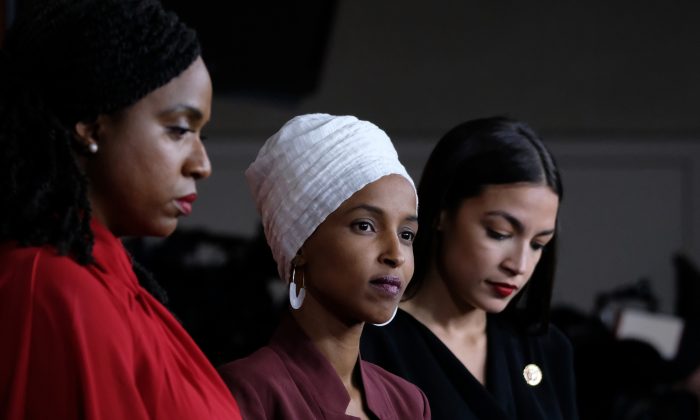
[440, 232, 496, 284]
[525, 252, 544, 277]
[443, 228, 482, 266]
[305, 238, 355, 279]
[440, 241, 475, 282]
[139, 143, 181, 174]
[402, 250, 416, 279]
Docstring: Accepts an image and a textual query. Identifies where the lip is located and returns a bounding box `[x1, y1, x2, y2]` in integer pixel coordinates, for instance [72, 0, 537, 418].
[369, 275, 402, 298]
[486, 281, 518, 298]
[174, 193, 197, 216]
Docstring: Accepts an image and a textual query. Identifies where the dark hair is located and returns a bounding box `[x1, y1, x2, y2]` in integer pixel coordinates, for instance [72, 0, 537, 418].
[0, 0, 200, 303]
[405, 116, 563, 332]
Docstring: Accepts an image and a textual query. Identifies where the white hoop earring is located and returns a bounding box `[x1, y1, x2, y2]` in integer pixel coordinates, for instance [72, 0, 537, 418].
[289, 264, 305, 310]
[372, 306, 398, 327]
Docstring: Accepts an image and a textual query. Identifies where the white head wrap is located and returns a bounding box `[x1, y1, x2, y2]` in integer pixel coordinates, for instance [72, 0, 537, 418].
[246, 113, 416, 282]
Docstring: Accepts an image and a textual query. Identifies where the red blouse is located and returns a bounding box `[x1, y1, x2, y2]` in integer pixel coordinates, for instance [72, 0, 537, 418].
[0, 220, 241, 419]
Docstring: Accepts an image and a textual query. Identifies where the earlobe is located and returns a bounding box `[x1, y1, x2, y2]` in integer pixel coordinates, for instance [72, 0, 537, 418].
[436, 210, 447, 231]
[74, 120, 100, 154]
[292, 251, 307, 268]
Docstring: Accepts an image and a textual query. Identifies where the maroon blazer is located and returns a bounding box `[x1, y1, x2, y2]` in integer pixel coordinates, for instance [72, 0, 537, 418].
[218, 316, 431, 419]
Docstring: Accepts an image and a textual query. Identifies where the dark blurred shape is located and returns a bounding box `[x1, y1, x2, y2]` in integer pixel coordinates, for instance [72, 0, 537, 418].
[125, 225, 283, 367]
[0, 0, 6, 45]
[10, 0, 336, 99]
[553, 259, 700, 420]
[553, 304, 699, 420]
[595, 278, 659, 320]
[161, 0, 338, 99]
[674, 254, 700, 322]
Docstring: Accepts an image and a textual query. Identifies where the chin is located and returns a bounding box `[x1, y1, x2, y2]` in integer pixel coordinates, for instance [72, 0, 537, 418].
[158, 224, 178, 237]
[478, 299, 510, 314]
[366, 307, 397, 325]
[142, 219, 178, 238]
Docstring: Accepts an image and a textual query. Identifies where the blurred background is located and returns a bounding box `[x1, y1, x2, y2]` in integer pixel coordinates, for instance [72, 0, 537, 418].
[6, 1, 700, 418]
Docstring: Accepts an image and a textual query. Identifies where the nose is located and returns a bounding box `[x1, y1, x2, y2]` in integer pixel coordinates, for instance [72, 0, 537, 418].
[185, 137, 212, 180]
[378, 233, 406, 268]
[502, 242, 528, 277]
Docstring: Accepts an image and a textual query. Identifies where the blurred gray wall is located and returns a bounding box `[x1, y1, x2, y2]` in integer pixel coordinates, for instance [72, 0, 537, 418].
[180, 0, 700, 314]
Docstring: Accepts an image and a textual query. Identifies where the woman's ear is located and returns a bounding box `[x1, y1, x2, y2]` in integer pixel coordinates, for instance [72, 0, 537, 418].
[436, 210, 448, 231]
[292, 249, 308, 268]
[74, 120, 100, 153]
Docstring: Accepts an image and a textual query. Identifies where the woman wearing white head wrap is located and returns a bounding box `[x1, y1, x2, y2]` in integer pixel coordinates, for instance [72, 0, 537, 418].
[219, 114, 431, 419]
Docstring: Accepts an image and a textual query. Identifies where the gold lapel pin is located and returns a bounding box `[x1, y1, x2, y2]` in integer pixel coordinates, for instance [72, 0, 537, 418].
[523, 364, 542, 386]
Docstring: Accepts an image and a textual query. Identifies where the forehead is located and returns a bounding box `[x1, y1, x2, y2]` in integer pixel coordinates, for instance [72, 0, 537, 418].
[460, 183, 559, 225]
[129, 57, 212, 118]
[336, 174, 417, 215]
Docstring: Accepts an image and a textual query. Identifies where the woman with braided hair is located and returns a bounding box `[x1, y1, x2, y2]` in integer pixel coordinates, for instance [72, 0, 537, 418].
[0, 1, 241, 418]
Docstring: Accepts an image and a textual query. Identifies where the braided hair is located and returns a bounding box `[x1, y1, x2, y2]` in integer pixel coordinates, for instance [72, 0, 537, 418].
[0, 0, 201, 301]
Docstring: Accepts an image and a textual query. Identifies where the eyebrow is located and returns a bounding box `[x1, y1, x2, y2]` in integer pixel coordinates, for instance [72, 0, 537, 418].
[485, 210, 555, 237]
[346, 204, 418, 223]
[158, 104, 204, 121]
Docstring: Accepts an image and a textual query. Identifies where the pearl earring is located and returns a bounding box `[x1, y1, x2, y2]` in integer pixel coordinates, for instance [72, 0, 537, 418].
[88, 143, 98, 154]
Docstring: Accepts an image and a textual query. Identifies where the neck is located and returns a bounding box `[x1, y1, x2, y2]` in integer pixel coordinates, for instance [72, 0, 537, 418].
[291, 296, 363, 389]
[401, 265, 487, 339]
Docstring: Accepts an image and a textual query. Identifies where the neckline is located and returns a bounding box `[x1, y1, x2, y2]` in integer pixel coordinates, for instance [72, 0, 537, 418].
[269, 315, 388, 418]
[88, 217, 140, 290]
[396, 308, 512, 418]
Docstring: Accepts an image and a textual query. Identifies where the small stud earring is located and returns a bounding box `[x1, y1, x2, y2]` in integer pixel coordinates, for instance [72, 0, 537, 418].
[88, 143, 98, 154]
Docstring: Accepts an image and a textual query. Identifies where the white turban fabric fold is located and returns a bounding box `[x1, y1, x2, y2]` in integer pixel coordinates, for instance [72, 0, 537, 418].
[246, 113, 416, 283]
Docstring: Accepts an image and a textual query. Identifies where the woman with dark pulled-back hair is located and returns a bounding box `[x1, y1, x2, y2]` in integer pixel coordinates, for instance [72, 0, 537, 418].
[362, 116, 578, 420]
[0, 1, 241, 419]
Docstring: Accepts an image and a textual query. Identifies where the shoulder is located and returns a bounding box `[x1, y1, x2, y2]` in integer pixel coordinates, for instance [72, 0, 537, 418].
[490, 316, 576, 380]
[491, 315, 573, 353]
[0, 243, 106, 308]
[0, 242, 134, 343]
[218, 347, 294, 418]
[219, 346, 285, 378]
[361, 361, 431, 418]
[218, 346, 291, 396]
[0, 245, 144, 417]
[542, 323, 574, 353]
[0, 242, 81, 277]
[361, 361, 424, 397]
[524, 323, 575, 358]
[1, 243, 99, 293]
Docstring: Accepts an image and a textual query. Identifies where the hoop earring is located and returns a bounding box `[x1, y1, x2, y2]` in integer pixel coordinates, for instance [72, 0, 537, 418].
[372, 306, 398, 327]
[289, 264, 306, 310]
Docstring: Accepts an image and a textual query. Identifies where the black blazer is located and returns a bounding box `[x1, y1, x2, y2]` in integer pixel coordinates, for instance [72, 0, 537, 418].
[361, 309, 578, 420]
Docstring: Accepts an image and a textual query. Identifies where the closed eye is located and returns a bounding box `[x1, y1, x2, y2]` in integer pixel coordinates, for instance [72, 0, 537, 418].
[531, 242, 545, 251]
[486, 228, 511, 241]
[167, 126, 193, 140]
[531, 236, 553, 251]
